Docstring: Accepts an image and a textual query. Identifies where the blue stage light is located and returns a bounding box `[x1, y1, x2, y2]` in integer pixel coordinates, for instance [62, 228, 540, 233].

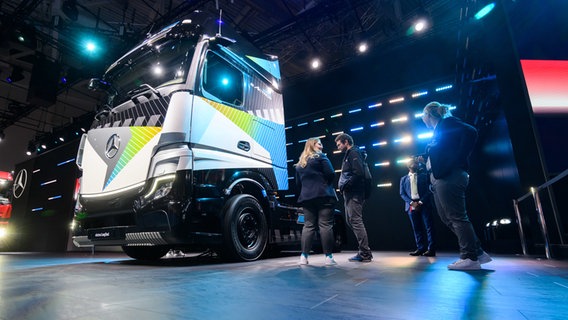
[475, 3, 496, 20]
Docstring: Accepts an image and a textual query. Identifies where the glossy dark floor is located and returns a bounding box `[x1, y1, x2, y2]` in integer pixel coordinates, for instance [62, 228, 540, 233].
[1, 251, 567, 320]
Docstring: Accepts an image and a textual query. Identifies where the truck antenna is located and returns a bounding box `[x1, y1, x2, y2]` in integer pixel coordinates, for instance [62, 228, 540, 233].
[217, 9, 223, 36]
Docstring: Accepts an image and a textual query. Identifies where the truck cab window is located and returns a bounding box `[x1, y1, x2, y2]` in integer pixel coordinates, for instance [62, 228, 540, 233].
[202, 51, 244, 107]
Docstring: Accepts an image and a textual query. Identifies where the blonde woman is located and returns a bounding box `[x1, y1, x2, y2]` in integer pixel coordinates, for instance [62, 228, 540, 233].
[295, 138, 337, 265]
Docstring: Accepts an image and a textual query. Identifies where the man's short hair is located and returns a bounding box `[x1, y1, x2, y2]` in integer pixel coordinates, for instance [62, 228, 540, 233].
[334, 133, 353, 146]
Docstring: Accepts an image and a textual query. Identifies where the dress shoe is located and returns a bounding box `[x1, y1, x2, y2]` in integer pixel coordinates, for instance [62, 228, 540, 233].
[422, 250, 436, 257]
[409, 249, 426, 256]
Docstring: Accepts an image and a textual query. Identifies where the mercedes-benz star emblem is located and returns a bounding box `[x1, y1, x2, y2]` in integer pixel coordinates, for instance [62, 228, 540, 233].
[13, 169, 28, 199]
[105, 134, 121, 159]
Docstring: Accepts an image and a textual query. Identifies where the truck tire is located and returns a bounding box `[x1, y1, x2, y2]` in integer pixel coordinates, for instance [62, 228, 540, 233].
[222, 194, 268, 261]
[122, 245, 169, 261]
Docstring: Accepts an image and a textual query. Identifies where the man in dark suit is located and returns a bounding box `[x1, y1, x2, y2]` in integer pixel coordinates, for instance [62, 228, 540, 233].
[399, 158, 436, 257]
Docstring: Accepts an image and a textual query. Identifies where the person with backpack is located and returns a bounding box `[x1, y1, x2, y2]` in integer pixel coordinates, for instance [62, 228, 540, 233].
[335, 133, 373, 262]
[421, 101, 492, 270]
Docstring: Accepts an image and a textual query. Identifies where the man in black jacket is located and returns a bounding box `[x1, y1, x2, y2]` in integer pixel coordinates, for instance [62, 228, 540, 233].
[335, 133, 373, 262]
[421, 101, 491, 270]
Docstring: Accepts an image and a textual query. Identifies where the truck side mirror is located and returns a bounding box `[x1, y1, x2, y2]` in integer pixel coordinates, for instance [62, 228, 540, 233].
[88, 78, 111, 92]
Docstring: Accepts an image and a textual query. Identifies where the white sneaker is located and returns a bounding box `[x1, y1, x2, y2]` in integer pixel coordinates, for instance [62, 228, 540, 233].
[478, 251, 492, 264]
[299, 255, 309, 265]
[325, 256, 337, 265]
[448, 258, 481, 270]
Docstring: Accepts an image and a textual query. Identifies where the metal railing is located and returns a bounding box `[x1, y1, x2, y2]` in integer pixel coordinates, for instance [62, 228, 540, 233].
[513, 168, 568, 259]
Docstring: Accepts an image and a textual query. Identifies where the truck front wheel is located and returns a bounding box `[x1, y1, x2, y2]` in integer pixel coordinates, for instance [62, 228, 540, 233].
[222, 194, 268, 261]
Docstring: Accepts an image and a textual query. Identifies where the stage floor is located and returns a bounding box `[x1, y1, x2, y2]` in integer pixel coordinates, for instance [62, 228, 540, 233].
[0, 251, 567, 320]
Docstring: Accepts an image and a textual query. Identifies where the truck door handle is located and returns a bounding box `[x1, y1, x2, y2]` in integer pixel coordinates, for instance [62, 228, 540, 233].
[238, 141, 250, 152]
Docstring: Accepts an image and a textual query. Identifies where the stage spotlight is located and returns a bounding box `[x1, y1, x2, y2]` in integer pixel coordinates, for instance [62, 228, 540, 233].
[310, 58, 321, 70]
[81, 37, 104, 58]
[86, 41, 96, 52]
[414, 20, 427, 32]
[0, 131, 4, 141]
[26, 142, 35, 155]
[357, 42, 368, 53]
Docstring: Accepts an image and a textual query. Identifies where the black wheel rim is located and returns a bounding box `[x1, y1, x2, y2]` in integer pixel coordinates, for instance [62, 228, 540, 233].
[237, 208, 260, 250]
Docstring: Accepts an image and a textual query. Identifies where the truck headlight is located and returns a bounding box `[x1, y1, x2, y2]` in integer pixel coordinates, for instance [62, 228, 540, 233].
[0, 226, 8, 239]
[143, 174, 176, 201]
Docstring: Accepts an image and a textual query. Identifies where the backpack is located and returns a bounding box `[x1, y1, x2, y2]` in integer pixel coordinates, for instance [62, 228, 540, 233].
[360, 150, 373, 199]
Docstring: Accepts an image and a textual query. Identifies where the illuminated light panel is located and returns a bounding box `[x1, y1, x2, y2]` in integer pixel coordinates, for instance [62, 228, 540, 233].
[331, 131, 344, 136]
[359, 146, 366, 150]
[520, 60, 568, 114]
[334, 169, 342, 173]
[286, 142, 293, 146]
[313, 118, 325, 123]
[287, 159, 294, 163]
[333, 150, 342, 154]
[415, 112, 425, 118]
[316, 135, 326, 139]
[417, 132, 433, 139]
[500, 218, 512, 224]
[285, 126, 292, 130]
[48, 195, 62, 200]
[298, 139, 308, 143]
[377, 183, 392, 188]
[41, 179, 57, 186]
[284, 194, 295, 198]
[368, 102, 382, 109]
[297, 122, 308, 127]
[288, 176, 294, 180]
[394, 136, 412, 144]
[474, 3, 496, 20]
[32, 207, 44, 212]
[435, 84, 453, 92]
[411, 91, 428, 98]
[350, 126, 364, 132]
[372, 141, 388, 147]
[389, 97, 405, 104]
[370, 121, 385, 127]
[33, 169, 41, 173]
[330, 113, 343, 118]
[374, 161, 390, 167]
[349, 108, 362, 114]
[397, 158, 413, 164]
[391, 116, 408, 123]
[57, 158, 75, 166]
[449, 106, 457, 110]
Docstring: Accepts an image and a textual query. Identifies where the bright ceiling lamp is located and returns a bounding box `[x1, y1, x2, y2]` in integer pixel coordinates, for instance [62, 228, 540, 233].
[310, 58, 321, 70]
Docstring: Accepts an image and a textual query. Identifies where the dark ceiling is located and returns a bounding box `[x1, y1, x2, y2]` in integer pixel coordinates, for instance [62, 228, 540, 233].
[0, 0, 462, 169]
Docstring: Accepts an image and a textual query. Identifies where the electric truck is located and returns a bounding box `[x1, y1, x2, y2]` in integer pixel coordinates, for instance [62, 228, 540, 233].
[73, 11, 344, 261]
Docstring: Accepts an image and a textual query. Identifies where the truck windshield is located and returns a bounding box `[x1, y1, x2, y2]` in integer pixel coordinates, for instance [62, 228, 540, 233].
[102, 36, 197, 107]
